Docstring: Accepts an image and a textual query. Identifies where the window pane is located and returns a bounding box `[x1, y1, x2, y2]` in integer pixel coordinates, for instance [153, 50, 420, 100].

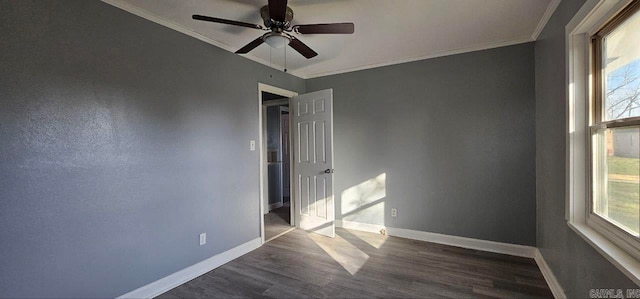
[602, 9, 640, 121]
[594, 127, 640, 235]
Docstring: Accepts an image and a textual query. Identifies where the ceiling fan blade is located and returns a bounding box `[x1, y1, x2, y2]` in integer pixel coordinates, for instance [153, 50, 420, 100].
[268, 0, 288, 22]
[192, 15, 263, 30]
[293, 23, 355, 34]
[235, 37, 264, 54]
[289, 38, 318, 59]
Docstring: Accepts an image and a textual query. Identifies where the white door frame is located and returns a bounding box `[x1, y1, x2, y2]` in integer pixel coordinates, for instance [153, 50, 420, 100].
[258, 83, 298, 245]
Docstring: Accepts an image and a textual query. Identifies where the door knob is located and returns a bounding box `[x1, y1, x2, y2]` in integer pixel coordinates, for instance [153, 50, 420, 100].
[324, 169, 335, 174]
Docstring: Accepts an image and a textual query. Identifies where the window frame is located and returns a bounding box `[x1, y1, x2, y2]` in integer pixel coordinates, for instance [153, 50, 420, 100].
[588, 0, 640, 261]
[567, 0, 640, 286]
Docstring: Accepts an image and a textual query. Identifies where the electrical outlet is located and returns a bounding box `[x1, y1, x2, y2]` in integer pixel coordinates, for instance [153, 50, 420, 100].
[250, 140, 256, 151]
[199, 233, 206, 246]
[391, 208, 397, 218]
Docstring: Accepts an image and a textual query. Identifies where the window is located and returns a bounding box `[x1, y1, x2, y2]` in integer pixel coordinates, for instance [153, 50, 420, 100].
[568, 0, 640, 285]
[590, 0, 640, 258]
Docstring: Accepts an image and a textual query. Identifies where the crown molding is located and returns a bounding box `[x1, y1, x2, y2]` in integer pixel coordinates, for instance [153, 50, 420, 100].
[102, 0, 553, 80]
[532, 0, 562, 40]
[101, 0, 307, 79]
[303, 36, 533, 79]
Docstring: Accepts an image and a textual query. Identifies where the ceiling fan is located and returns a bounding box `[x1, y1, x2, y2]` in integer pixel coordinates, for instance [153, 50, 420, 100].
[192, 0, 354, 59]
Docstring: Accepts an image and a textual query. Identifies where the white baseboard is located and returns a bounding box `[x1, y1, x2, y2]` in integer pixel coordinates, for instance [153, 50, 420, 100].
[534, 249, 566, 299]
[335, 219, 386, 234]
[336, 220, 566, 298]
[268, 202, 283, 211]
[336, 219, 536, 258]
[117, 237, 262, 299]
[387, 226, 537, 258]
[117, 222, 565, 299]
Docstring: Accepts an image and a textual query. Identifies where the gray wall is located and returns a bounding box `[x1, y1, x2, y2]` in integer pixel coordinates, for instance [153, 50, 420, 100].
[4, 0, 635, 297]
[307, 43, 536, 246]
[0, 1, 304, 297]
[534, 0, 637, 296]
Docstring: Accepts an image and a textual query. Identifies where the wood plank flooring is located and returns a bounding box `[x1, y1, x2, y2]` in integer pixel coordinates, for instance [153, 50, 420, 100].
[157, 228, 552, 298]
[264, 204, 292, 242]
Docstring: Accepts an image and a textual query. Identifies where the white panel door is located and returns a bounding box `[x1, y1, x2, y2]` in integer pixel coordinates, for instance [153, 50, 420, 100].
[292, 89, 334, 238]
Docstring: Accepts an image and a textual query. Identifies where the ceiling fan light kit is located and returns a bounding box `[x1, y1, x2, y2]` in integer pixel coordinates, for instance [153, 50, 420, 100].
[192, 0, 354, 60]
[263, 32, 291, 48]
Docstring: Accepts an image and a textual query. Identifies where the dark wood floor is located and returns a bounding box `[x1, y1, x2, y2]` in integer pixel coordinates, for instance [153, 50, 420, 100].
[264, 203, 292, 242]
[158, 228, 552, 298]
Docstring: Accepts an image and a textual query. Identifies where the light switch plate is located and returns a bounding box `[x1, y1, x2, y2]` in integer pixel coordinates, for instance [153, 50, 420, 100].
[250, 140, 256, 151]
[199, 233, 206, 246]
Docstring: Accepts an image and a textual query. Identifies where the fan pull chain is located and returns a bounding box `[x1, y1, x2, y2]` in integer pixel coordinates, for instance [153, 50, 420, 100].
[284, 45, 287, 73]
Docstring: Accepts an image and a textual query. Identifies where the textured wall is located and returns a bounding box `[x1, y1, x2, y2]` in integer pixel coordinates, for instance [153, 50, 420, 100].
[307, 43, 536, 246]
[5, 0, 636, 297]
[534, 0, 637, 296]
[0, 1, 304, 297]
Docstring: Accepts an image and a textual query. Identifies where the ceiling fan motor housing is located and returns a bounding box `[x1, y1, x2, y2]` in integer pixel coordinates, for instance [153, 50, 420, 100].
[260, 5, 294, 29]
[192, 0, 353, 59]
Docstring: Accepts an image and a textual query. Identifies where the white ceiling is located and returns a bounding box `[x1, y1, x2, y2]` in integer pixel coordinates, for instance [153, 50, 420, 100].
[104, 0, 558, 79]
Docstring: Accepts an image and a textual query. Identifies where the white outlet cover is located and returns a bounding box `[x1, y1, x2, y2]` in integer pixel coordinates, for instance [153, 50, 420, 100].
[391, 208, 397, 218]
[199, 233, 206, 246]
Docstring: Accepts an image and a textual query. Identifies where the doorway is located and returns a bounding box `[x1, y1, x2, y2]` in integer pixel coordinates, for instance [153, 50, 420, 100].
[259, 83, 297, 244]
[258, 83, 336, 244]
[263, 93, 294, 242]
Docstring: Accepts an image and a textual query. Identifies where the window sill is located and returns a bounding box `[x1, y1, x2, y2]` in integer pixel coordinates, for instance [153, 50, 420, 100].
[568, 221, 640, 285]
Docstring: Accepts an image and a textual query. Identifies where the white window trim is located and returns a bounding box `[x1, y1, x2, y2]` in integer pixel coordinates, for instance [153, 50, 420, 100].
[567, 0, 640, 285]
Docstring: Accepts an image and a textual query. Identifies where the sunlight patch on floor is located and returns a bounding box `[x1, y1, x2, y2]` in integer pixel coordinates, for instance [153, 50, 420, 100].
[349, 229, 389, 249]
[308, 233, 369, 275]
